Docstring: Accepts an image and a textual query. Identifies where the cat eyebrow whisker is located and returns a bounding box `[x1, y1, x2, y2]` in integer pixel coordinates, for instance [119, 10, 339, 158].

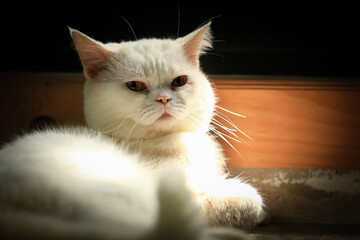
[213, 39, 226, 43]
[176, 1, 181, 38]
[195, 15, 223, 30]
[206, 52, 224, 58]
[117, 13, 138, 40]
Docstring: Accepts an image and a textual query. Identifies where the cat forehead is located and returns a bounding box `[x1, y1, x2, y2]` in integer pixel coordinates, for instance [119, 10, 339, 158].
[105, 38, 180, 57]
[104, 39, 186, 78]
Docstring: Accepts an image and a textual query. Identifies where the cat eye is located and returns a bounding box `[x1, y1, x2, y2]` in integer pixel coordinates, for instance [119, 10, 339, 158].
[171, 75, 188, 90]
[126, 81, 147, 92]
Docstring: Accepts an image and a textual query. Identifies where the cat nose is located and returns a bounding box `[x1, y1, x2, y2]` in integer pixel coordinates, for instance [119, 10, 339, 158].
[156, 95, 172, 104]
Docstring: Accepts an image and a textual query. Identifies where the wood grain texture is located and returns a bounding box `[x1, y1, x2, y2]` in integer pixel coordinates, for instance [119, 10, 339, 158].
[212, 77, 360, 169]
[0, 73, 359, 169]
[0, 73, 85, 144]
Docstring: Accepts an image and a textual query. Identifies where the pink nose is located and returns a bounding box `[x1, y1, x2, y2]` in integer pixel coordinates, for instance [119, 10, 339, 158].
[156, 95, 172, 104]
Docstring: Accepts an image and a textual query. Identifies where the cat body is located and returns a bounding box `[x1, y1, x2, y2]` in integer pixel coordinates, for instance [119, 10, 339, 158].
[0, 128, 209, 239]
[0, 22, 263, 239]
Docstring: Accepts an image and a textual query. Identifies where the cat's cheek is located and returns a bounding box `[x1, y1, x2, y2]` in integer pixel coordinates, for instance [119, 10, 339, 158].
[175, 84, 195, 104]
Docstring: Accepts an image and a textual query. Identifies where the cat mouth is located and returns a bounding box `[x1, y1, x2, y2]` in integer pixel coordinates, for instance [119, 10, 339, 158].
[157, 112, 173, 121]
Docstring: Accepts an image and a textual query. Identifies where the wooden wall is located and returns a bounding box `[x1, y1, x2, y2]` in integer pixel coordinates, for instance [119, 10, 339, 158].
[0, 74, 85, 144]
[213, 77, 360, 169]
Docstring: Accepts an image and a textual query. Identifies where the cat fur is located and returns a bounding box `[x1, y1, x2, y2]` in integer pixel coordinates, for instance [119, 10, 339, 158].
[0, 22, 263, 239]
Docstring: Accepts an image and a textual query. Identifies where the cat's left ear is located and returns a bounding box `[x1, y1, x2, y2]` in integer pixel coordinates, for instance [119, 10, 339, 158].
[69, 27, 112, 79]
[177, 22, 213, 67]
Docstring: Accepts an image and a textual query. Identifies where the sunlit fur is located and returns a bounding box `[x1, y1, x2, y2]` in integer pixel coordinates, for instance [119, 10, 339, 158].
[0, 23, 263, 239]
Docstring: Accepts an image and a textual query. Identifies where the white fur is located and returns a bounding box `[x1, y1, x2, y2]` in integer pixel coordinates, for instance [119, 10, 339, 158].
[0, 23, 263, 239]
[0, 129, 155, 239]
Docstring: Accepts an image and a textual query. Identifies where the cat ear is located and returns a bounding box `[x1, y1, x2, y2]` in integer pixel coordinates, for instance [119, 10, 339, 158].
[69, 27, 112, 78]
[178, 22, 213, 67]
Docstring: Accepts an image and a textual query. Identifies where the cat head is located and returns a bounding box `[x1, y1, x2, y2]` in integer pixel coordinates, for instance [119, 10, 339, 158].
[70, 23, 216, 140]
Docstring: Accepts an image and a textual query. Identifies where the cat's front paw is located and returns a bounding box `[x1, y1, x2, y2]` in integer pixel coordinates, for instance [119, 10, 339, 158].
[198, 178, 264, 229]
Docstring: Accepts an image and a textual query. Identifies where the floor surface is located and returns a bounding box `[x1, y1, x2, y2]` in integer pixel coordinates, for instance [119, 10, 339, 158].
[249, 224, 360, 240]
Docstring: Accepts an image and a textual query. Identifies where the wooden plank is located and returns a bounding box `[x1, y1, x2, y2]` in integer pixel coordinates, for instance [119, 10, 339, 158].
[212, 78, 360, 169]
[0, 74, 359, 169]
[0, 73, 86, 144]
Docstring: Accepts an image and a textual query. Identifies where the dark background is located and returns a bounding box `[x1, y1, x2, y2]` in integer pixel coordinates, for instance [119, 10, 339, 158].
[1, 3, 359, 78]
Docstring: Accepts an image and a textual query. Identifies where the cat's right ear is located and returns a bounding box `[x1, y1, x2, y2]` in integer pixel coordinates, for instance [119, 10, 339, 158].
[177, 22, 213, 68]
[69, 27, 112, 79]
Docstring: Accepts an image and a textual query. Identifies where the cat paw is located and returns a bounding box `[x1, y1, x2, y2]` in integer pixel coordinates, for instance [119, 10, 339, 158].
[198, 178, 264, 229]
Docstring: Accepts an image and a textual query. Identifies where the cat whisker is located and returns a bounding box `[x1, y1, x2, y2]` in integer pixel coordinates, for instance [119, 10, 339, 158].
[176, 1, 181, 38]
[190, 111, 245, 144]
[211, 119, 238, 137]
[112, 114, 135, 137]
[93, 121, 121, 134]
[117, 13, 138, 40]
[210, 126, 242, 144]
[214, 110, 253, 141]
[214, 111, 240, 132]
[208, 133, 230, 174]
[209, 125, 248, 166]
[186, 114, 205, 132]
[232, 169, 247, 179]
[93, 117, 131, 135]
[189, 113, 248, 167]
[215, 105, 247, 118]
[211, 117, 250, 147]
[186, 114, 200, 128]
[195, 15, 223, 30]
[190, 111, 242, 141]
[213, 39, 226, 43]
[141, 109, 156, 123]
[124, 119, 140, 144]
[206, 52, 224, 58]
[190, 111, 250, 166]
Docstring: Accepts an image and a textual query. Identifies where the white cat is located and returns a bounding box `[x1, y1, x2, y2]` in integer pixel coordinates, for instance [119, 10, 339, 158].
[0, 22, 263, 239]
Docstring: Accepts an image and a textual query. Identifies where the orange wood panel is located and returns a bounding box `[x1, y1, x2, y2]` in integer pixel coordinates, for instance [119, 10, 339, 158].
[212, 78, 360, 169]
[0, 74, 86, 144]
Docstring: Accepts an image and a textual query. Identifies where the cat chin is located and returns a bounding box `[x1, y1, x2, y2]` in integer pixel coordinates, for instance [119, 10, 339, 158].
[151, 117, 177, 129]
[147, 115, 193, 133]
[140, 109, 184, 126]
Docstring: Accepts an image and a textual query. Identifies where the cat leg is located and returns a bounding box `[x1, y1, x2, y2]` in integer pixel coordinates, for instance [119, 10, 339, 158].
[152, 166, 250, 240]
[190, 176, 264, 229]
